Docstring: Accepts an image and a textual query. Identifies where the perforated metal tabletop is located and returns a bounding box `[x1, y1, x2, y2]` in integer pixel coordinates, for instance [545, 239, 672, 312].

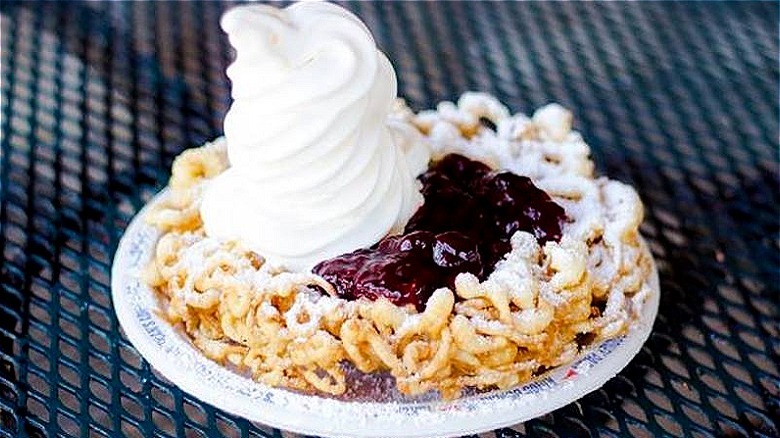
[1, 1, 778, 437]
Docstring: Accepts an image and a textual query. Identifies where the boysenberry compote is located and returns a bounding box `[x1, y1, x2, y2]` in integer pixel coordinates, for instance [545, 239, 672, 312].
[315, 230, 482, 311]
[313, 154, 566, 310]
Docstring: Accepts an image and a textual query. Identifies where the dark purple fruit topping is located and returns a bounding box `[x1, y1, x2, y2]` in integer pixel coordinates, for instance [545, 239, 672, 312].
[314, 230, 481, 311]
[313, 154, 566, 310]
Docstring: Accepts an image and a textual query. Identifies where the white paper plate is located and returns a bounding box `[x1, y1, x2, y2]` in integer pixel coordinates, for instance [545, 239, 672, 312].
[112, 190, 660, 438]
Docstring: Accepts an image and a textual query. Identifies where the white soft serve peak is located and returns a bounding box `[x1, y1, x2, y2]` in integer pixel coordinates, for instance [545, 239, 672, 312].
[200, 2, 427, 271]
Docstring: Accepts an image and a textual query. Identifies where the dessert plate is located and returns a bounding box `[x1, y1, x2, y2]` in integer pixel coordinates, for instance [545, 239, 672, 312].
[112, 190, 660, 438]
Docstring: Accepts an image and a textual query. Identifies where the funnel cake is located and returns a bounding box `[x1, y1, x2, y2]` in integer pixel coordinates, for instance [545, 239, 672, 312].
[144, 92, 653, 399]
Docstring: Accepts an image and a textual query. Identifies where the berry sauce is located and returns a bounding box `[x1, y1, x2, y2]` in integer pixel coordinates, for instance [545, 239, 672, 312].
[313, 154, 566, 310]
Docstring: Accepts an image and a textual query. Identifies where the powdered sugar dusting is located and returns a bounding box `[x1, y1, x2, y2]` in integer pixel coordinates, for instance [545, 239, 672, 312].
[126, 92, 659, 437]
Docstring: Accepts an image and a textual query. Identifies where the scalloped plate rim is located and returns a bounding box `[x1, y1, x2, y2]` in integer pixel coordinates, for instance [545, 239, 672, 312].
[111, 188, 660, 438]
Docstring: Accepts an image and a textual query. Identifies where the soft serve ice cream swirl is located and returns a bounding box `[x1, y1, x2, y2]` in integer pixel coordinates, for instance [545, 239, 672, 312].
[200, 2, 428, 271]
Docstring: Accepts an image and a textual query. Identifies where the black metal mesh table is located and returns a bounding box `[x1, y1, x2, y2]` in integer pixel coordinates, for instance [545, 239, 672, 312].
[1, 1, 778, 437]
